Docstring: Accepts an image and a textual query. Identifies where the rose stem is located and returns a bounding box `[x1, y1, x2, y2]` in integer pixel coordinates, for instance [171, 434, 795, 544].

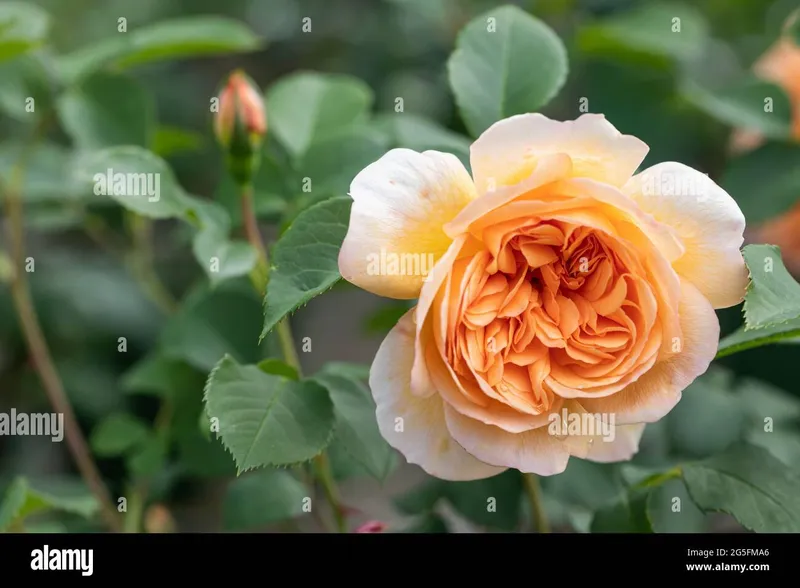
[2, 133, 122, 533]
[523, 473, 551, 533]
[240, 183, 346, 532]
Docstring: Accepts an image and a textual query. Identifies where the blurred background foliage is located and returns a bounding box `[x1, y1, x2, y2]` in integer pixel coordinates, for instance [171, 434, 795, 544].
[1, 0, 800, 533]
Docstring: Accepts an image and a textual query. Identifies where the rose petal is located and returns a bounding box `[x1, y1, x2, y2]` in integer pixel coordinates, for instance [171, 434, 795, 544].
[579, 278, 719, 424]
[583, 422, 646, 463]
[623, 162, 748, 309]
[443, 404, 572, 475]
[469, 113, 649, 195]
[369, 310, 505, 481]
[339, 148, 477, 299]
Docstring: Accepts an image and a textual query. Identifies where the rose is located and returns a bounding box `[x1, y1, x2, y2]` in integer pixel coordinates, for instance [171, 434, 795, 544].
[338, 113, 747, 480]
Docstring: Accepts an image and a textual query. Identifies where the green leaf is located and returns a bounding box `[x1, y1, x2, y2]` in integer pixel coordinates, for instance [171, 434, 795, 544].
[646, 478, 707, 533]
[90, 413, 150, 457]
[682, 77, 793, 140]
[73, 146, 189, 219]
[57, 16, 262, 83]
[121, 354, 205, 399]
[742, 244, 800, 329]
[160, 280, 264, 372]
[577, 2, 709, 64]
[223, 468, 308, 530]
[318, 362, 371, 382]
[721, 142, 800, 225]
[666, 373, 745, 458]
[126, 435, 168, 478]
[363, 301, 414, 335]
[447, 5, 568, 137]
[204, 355, 336, 471]
[590, 486, 652, 532]
[0, 477, 98, 530]
[257, 358, 299, 380]
[716, 317, 800, 358]
[542, 460, 625, 511]
[192, 228, 257, 287]
[738, 377, 800, 426]
[0, 142, 85, 204]
[374, 113, 471, 169]
[266, 71, 373, 159]
[0, 53, 55, 121]
[296, 126, 389, 198]
[443, 470, 523, 531]
[151, 126, 204, 157]
[260, 196, 352, 339]
[681, 442, 800, 532]
[0, 3, 49, 62]
[57, 72, 155, 150]
[312, 369, 394, 482]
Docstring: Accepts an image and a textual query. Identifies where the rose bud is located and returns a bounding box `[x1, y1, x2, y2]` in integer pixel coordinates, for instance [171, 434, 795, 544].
[213, 69, 266, 185]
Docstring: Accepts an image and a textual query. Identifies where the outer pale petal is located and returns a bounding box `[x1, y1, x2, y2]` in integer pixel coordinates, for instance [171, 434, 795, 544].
[369, 310, 505, 481]
[469, 113, 649, 195]
[443, 406, 574, 475]
[583, 423, 646, 463]
[339, 149, 478, 299]
[579, 279, 719, 424]
[624, 162, 748, 309]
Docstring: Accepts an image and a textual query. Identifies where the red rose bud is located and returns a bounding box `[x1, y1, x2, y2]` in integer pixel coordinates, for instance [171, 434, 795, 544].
[354, 520, 387, 533]
[214, 70, 266, 186]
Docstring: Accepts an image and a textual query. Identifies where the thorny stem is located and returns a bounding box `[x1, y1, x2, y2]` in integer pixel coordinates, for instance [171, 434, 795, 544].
[239, 183, 345, 532]
[1, 135, 122, 533]
[523, 473, 551, 533]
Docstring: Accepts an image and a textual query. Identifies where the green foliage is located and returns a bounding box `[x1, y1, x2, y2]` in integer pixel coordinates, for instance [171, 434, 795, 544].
[448, 5, 568, 137]
[2, 0, 800, 537]
[0, 2, 49, 62]
[204, 355, 336, 471]
[260, 196, 352, 338]
[57, 16, 262, 83]
[266, 72, 373, 160]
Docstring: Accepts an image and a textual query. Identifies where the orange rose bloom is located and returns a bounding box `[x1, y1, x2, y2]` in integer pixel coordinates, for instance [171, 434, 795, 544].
[339, 114, 747, 480]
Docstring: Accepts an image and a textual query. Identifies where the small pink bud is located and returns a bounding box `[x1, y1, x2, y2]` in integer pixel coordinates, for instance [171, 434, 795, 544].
[214, 70, 266, 150]
[354, 520, 387, 533]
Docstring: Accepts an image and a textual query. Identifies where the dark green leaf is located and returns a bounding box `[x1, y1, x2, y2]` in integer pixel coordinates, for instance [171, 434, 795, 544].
[646, 478, 707, 533]
[126, 435, 168, 478]
[257, 358, 299, 380]
[57, 72, 155, 149]
[721, 142, 800, 225]
[742, 244, 800, 329]
[57, 17, 262, 83]
[261, 196, 352, 339]
[73, 146, 189, 219]
[204, 355, 336, 471]
[223, 469, 308, 530]
[266, 71, 373, 159]
[448, 5, 568, 137]
[682, 77, 793, 139]
[151, 126, 204, 157]
[296, 126, 389, 198]
[577, 2, 709, 63]
[590, 486, 652, 532]
[161, 280, 264, 372]
[90, 413, 150, 457]
[443, 470, 523, 531]
[682, 442, 800, 532]
[312, 369, 394, 482]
